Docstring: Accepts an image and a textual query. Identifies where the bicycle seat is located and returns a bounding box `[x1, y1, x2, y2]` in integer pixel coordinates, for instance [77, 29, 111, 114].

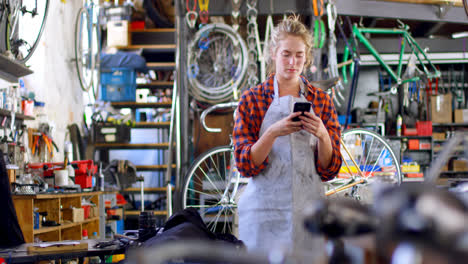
[310, 77, 340, 91]
[303, 198, 376, 239]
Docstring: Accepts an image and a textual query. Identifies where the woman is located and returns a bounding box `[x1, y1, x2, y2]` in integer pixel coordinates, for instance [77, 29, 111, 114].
[233, 15, 342, 252]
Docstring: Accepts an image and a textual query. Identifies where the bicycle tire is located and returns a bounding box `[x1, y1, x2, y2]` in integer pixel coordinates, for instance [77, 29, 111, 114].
[187, 23, 248, 104]
[5, 0, 49, 63]
[75, 7, 99, 95]
[181, 145, 240, 234]
[330, 128, 402, 204]
[464, 0, 468, 17]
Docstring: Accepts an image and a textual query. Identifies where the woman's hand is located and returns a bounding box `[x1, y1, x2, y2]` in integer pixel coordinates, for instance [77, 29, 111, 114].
[268, 112, 303, 138]
[300, 111, 329, 141]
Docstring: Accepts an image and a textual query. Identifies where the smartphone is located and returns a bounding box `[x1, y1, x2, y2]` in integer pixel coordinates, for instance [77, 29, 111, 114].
[292, 102, 312, 122]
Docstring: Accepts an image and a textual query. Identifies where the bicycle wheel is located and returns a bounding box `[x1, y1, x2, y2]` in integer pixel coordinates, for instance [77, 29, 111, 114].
[187, 23, 248, 104]
[5, 0, 49, 63]
[75, 7, 99, 97]
[328, 128, 402, 204]
[181, 145, 240, 234]
[464, 0, 468, 17]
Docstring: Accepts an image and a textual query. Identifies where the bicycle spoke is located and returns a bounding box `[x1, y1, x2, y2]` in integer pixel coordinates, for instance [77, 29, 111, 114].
[194, 163, 224, 197]
[186, 187, 221, 200]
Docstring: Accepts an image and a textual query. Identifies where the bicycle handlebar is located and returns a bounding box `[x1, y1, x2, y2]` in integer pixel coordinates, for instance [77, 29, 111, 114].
[200, 102, 239, 133]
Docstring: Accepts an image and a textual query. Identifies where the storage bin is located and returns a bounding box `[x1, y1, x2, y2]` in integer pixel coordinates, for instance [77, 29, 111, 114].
[416, 121, 432, 136]
[100, 68, 136, 102]
[94, 123, 131, 143]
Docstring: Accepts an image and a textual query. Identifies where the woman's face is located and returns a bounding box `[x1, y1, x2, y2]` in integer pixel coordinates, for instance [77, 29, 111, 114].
[272, 35, 306, 81]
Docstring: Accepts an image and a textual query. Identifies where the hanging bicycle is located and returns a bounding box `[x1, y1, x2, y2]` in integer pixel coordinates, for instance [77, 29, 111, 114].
[1, 0, 49, 63]
[74, 0, 101, 99]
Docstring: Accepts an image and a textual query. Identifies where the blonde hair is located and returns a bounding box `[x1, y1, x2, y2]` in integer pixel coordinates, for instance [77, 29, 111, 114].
[265, 14, 314, 75]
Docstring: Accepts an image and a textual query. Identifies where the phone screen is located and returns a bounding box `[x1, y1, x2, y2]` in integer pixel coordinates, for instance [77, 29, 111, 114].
[292, 102, 311, 122]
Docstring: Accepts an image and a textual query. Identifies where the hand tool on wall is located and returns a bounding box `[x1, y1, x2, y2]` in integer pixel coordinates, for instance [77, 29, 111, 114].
[185, 0, 198, 29]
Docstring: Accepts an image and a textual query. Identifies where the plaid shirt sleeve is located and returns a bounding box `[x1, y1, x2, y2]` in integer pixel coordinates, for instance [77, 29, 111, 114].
[233, 81, 273, 177]
[306, 80, 342, 181]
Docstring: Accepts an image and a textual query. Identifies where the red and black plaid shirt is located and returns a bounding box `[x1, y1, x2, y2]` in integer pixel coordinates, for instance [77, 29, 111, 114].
[233, 74, 342, 181]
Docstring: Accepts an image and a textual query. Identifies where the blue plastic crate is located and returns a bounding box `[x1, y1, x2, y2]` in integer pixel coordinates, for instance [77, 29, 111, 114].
[100, 68, 136, 102]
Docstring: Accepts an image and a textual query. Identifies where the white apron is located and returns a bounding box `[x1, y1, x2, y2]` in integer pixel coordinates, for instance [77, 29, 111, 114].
[238, 76, 326, 258]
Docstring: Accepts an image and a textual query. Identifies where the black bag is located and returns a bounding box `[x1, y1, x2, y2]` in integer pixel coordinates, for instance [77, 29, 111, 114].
[142, 208, 244, 248]
[0, 150, 25, 247]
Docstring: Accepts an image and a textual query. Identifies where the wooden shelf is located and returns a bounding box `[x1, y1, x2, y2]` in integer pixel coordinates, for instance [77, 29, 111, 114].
[440, 171, 468, 175]
[110, 102, 172, 109]
[135, 164, 176, 171]
[146, 62, 176, 70]
[13, 191, 102, 200]
[134, 121, 171, 128]
[433, 123, 468, 127]
[94, 142, 170, 149]
[124, 210, 167, 216]
[130, 28, 175, 33]
[386, 135, 432, 139]
[402, 177, 424, 182]
[404, 149, 432, 152]
[33, 225, 60, 235]
[383, 0, 463, 7]
[122, 187, 174, 193]
[14, 192, 101, 242]
[0, 108, 35, 120]
[137, 81, 174, 89]
[0, 53, 33, 82]
[33, 217, 99, 235]
[115, 44, 176, 50]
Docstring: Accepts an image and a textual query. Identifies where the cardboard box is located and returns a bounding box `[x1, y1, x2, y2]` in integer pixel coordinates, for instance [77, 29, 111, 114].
[90, 205, 99, 218]
[431, 93, 452, 124]
[453, 160, 468, 172]
[107, 20, 129, 47]
[454, 109, 468, 123]
[62, 208, 84, 223]
[433, 132, 446, 141]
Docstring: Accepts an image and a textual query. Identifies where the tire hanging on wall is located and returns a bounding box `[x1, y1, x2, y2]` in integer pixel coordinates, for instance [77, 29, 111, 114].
[143, 0, 174, 28]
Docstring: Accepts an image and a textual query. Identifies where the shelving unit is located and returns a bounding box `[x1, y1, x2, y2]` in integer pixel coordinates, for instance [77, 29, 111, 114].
[0, 109, 35, 121]
[432, 122, 468, 178]
[0, 53, 33, 82]
[96, 27, 178, 232]
[12, 192, 101, 243]
[386, 135, 433, 181]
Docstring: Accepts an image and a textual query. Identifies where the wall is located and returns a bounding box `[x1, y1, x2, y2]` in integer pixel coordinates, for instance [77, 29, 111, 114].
[20, 1, 84, 162]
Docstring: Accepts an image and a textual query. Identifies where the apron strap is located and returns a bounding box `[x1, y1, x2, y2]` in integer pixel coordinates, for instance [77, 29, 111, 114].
[274, 76, 308, 104]
[273, 75, 280, 105]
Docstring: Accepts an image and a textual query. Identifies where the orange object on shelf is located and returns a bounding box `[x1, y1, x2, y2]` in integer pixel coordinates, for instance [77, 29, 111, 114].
[408, 139, 420, 150]
[405, 173, 424, 178]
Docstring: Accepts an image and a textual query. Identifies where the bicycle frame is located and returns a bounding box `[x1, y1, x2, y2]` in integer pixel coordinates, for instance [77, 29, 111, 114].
[347, 24, 441, 85]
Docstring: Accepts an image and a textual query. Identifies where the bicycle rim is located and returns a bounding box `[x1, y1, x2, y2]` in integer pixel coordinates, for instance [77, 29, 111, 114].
[75, 7, 95, 93]
[464, 0, 468, 17]
[91, 22, 100, 100]
[182, 146, 240, 234]
[5, 0, 49, 63]
[187, 23, 248, 104]
[333, 128, 402, 204]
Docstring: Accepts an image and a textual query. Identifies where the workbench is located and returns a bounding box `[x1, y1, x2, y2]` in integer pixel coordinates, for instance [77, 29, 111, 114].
[0, 239, 126, 264]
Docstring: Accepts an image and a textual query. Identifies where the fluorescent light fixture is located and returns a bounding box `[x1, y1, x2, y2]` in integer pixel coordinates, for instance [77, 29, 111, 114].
[452, 32, 468, 39]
